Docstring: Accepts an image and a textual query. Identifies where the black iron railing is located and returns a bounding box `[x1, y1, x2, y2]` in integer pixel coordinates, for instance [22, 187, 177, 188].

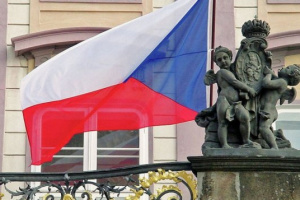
[0, 162, 197, 200]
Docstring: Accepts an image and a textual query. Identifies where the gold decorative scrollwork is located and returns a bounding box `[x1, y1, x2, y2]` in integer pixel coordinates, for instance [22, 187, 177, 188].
[177, 171, 198, 200]
[152, 185, 181, 200]
[42, 191, 93, 200]
[126, 189, 144, 200]
[42, 193, 52, 200]
[0, 193, 4, 200]
[81, 190, 93, 200]
[126, 169, 197, 200]
[63, 194, 75, 200]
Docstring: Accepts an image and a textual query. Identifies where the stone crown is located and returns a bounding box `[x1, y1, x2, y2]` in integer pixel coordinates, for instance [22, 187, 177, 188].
[241, 18, 270, 38]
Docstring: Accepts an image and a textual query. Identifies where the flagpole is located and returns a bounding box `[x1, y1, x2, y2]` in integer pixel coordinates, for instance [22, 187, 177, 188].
[209, 0, 216, 107]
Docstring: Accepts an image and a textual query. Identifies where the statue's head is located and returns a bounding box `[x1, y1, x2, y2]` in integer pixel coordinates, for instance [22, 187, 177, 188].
[213, 46, 232, 69]
[278, 64, 300, 86]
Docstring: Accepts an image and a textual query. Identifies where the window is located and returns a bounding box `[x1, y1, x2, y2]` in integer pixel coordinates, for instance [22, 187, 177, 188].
[273, 105, 300, 149]
[31, 128, 149, 199]
[41, 133, 84, 172]
[32, 128, 149, 172]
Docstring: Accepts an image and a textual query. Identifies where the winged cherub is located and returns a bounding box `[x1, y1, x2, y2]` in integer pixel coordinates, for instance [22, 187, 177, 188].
[204, 46, 257, 148]
[259, 64, 300, 149]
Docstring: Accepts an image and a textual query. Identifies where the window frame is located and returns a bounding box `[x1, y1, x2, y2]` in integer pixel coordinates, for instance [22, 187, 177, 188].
[31, 128, 149, 200]
[31, 128, 149, 172]
[273, 104, 300, 149]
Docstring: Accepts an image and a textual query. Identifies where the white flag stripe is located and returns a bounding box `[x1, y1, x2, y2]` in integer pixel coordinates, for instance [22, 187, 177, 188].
[21, 0, 197, 110]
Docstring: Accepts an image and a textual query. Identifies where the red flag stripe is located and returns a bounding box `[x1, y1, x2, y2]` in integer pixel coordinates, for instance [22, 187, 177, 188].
[23, 78, 197, 164]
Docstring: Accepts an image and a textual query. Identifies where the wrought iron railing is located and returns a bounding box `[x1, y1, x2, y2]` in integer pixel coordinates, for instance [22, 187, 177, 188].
[0, 162, 197, 200]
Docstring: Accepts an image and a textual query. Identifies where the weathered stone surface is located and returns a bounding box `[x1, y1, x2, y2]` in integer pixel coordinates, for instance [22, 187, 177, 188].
[240, 172, 300, 200]
[197, 171, 300, 200]
[199, 172, 238, 200]
[189, 156, 300, 200]
[203, 148, 300, 158]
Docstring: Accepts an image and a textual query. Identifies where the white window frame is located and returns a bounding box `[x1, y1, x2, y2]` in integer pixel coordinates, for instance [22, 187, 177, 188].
[273, 104, 300, 129]
[31, 128, 149, 200]
[272, 104, 300, 150]
[83, 128, 149, 171]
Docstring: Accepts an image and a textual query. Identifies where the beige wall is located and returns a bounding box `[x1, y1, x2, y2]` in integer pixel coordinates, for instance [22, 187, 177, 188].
[153, 125, 177, 163]
[234, 0, 258, 49]
[285, 54, 300, 66]
[257, 1, 300, 102]
[30, 0, 153, 32]
[5, 0, 29, 174]
[151, 0, 177, 163]
[153, 0, 175, 11]
[3, 0, 30, 196]
[258, 1, 300, 34]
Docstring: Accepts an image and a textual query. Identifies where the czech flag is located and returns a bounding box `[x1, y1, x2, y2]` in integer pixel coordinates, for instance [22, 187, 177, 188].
[21, 0, 211, 165]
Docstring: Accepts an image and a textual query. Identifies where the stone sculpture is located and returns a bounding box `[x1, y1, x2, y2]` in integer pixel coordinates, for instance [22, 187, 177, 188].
[196, 18, 300, 153]
[205, 46, 256, 149]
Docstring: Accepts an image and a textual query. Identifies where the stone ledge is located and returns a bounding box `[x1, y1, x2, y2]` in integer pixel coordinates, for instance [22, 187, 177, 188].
[187, 154, 300, 173]
[203, 148, 300, 158]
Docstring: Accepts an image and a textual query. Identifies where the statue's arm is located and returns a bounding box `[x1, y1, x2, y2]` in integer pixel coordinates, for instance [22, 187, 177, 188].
[262, 74, 286, 90]
[264, 66, 278, 79]
[219, 69, 255, 93]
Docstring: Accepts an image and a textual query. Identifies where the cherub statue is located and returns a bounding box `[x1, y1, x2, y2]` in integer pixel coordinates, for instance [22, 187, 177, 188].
[259, 64, 300, 149]
[204, 46, 257, 148]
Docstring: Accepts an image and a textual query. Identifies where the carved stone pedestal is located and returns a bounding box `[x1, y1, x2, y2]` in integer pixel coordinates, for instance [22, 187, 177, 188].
[188, 155, 300, 200]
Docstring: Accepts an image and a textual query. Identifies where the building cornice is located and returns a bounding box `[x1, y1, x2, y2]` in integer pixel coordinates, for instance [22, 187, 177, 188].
[267, 29, 300, 51]
[11, 27, 109, 56]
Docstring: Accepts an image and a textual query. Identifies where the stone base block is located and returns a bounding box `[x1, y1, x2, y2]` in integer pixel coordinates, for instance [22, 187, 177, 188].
[188, 156, 300, 200]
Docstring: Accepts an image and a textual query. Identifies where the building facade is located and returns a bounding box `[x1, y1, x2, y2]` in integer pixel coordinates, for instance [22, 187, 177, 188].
[1, 0, 300, 198]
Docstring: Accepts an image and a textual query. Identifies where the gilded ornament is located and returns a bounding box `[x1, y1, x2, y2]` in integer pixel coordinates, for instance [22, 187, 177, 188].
[63, 194, 75, 200]
[126, 169, 197, 200]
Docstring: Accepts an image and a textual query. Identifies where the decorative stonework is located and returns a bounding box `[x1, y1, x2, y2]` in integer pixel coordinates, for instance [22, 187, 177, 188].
[196, 18, 300, 153]
[127, 169, 197, 200]
[11, 27, 108, 56]
[242, 18, 270, 38]
[188, 156, 300, 200]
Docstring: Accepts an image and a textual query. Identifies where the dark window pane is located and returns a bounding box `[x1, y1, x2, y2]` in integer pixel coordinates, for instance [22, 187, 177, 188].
[97, 174, 139, 186]
[97, 150, 139, 156]
[42, 157, 83, 172]
[276, 121, 300, 130]
[276, 112, 300, 150]
[56, 149, 83, 156]
[96, 130, 140, 185]
[97, 157, 139, 185]
[97, 130, 139, 148]
[97, 157, 139, 170]
[41, 134, 84, 173]
[65, 133, 84, 147]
